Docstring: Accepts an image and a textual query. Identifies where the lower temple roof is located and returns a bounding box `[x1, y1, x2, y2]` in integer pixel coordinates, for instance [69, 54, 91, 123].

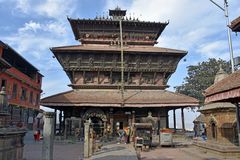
[40, 89, 199, 108]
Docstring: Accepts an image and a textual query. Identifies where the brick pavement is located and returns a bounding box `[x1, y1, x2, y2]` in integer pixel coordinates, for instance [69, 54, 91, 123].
[23, 131, 84, 160]
[91, 143, 138, 160]
[23, 131, 138, 160]
[139, 146, 238, 160]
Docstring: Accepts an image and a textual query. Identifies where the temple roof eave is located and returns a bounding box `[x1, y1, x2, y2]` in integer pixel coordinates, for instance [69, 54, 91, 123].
[0, 57, 11, 69]
[230, 16, 240, 32]
[40, 102, 199, 108]
[50, 45, 187, 56]
[67, 18, 169, 41]
[204, 70, 240, 103]
[40, 89, 199, 109]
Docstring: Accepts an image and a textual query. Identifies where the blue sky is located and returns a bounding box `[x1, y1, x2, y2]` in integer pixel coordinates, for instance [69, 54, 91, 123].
[1, 0, 239, 130]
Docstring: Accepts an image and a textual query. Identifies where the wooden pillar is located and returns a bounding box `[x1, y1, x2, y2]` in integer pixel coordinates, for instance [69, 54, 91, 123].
[132, 111, 135, 125]
[109, 109, 114, 134]
[158, 110, 161, 145]
[173, 109, 176, 132]
[166, 110, 169, 128]
[64, 118, 68, 139]
[97, 71, 100, 84]
[181, 108, 185, 132]
[54, 109, 57, 135]
[59, 110, 62, 135]
[157, 110, 161, 134]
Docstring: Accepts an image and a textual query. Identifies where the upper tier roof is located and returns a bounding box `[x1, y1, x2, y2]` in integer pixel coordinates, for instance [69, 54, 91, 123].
[68, 8, 168, 46]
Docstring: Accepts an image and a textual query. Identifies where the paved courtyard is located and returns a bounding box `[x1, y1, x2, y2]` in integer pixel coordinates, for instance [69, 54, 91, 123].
[139, 147, 236, 160]
[23, 131, 239, 160]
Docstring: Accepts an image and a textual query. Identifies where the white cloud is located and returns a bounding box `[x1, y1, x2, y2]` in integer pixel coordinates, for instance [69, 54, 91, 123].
[14, 0, 77, 19]
[36, 0, 76, 19]
[19, 21, 41, 33]
[15, 0, 30, 14]
[197, 40, 230, 59]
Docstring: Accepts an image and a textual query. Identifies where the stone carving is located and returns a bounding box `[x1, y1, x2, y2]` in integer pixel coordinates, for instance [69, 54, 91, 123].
[82, 109, 107, 122]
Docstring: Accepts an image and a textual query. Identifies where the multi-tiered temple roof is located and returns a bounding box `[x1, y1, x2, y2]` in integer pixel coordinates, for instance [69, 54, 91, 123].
[41, 8, 198, 108]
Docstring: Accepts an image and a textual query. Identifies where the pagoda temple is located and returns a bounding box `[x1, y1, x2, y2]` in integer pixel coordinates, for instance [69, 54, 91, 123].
[41, 8, 199, 137]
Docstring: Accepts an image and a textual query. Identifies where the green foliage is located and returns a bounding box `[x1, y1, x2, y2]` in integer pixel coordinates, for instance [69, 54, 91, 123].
[175, 58, 231, 104]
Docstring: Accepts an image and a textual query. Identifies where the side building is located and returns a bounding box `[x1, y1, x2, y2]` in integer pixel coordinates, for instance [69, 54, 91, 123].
[0, 40, 43, 129]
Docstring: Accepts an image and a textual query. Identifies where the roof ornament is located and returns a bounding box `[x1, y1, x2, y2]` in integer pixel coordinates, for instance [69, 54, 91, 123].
[214, 64, 228, 84]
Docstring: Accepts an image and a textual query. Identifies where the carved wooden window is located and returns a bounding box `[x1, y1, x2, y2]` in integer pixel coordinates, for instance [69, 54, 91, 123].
[12, 83, 18, 99]
[20, 87, 27, 101]
[1, 79, 6, 89]
[29, 91, 33, 104]
[85, 72, 94, 83]
[112, 73, 120, 84]
[35, 94, 40, 106]
[142, 73, 153, 84]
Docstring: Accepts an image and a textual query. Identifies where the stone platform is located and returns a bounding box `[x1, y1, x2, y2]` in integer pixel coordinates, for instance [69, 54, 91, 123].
[193, 140, 240, 158]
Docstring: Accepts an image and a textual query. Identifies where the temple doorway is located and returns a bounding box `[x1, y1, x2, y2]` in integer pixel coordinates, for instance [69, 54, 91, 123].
[91, 117, 104, 137]
[211, 122, 217, 139]
[82, 109, 107, 138]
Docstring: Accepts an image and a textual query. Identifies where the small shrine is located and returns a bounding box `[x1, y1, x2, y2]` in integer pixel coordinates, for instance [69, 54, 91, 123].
[195, 68, 240, 157]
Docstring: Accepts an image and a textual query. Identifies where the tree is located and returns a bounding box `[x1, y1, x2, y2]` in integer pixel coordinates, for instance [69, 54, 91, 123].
[175, 58, 231, 104]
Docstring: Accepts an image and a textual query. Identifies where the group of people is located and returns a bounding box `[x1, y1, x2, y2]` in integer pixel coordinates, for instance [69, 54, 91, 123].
[117, 126, 131, 144]
[193, 123, 207, 141]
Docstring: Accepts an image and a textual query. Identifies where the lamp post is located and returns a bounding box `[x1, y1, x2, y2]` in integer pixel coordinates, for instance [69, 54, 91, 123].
[210, 0, 235, 73]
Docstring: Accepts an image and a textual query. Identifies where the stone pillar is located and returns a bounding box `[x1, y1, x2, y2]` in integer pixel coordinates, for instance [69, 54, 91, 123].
[42, 112, 55, 160]
[181, 108, 185, 132]
[84, 122, 90, 158]
[236, 102, 240, 146]
[89, 127, 93, 157]
[173, 109, 176, 132]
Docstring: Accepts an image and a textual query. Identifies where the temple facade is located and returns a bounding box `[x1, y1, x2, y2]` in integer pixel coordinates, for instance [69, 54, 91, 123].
[41, 8, 199, 137]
